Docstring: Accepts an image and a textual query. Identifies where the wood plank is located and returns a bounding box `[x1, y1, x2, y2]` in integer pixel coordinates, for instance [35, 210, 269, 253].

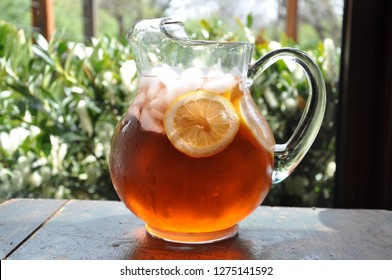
[0, 198, 67, 259]
[8, 199, 145, 260]
[242, 207, 392, 260]
[7, 200, 392, 260]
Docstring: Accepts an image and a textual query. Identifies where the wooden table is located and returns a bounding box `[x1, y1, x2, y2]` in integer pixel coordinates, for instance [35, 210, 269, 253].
[1, 198, 391, 260]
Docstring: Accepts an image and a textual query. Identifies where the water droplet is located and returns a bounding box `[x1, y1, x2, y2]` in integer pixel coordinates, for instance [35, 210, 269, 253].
[121, 120, 131, 133]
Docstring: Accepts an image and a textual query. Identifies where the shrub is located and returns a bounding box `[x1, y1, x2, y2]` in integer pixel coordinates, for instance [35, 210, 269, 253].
[0, 21, 134, 200]
[0, 19, 338, 206]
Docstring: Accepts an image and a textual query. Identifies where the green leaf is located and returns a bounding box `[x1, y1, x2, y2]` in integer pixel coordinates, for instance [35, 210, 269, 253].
[32, 45, 55, 68]
[246, 14, 253, 29]
[62, 132, 89, 142]
[34, 33, 49, 51]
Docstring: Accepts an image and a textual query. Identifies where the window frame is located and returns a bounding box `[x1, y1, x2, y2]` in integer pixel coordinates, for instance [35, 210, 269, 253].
[335, 0, 392, 209]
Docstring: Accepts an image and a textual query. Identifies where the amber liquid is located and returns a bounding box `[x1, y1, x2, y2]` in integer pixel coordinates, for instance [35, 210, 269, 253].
[109, 104, 273, 234]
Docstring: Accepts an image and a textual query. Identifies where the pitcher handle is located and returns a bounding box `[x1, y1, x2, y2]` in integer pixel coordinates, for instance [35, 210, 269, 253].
[247, 48, 326, 184]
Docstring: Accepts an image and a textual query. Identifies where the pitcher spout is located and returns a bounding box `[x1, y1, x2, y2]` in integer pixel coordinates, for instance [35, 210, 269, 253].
[127, 18, 190, 43]
[127, 17, 253, 76]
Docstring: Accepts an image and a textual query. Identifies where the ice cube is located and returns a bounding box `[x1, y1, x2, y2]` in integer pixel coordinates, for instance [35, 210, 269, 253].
[156, 76, 184, 106]
[151, 64, 179, 80]
[148, 98, 165, 112]
[181, 67, 203, 78]
[230, 67, 243, 76]
[179, 67, 204, 93]
[163, 84, 181, 107]
[162, 64, 180, 79]
[128, 104, 141, 120]
[138, 76, 150, 89]
[146, 77, 162, 100]
[207, 68, 224, 78]
[202, 75, 237, 93]
[149, 107, 164, 122]
[140, 109, 163, 134]
[179, 77, 204, 93]
[132, 92, 147, 108]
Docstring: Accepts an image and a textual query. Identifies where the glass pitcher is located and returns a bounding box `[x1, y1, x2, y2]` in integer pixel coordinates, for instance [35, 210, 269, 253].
[109, 18, 326, 244]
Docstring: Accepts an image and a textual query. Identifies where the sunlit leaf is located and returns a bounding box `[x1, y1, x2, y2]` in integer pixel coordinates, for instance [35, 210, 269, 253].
[34, 33, 49, 51]
[32, 45, 55, 68]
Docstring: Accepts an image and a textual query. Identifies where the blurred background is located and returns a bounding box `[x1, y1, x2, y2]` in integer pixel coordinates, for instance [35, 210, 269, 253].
[1, 0, 343, 207]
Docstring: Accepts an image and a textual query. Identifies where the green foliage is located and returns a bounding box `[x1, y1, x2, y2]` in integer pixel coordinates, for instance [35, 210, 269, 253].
[0, 0, 31, 30]
[0, 21, 134, 201]
[0, 18, 339, 207]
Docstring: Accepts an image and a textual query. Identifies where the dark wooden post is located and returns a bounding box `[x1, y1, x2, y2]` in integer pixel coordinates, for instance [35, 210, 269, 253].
[286, 0, 298, 41]
[83, 0, 97, 39]
[31, 0, 54, 39]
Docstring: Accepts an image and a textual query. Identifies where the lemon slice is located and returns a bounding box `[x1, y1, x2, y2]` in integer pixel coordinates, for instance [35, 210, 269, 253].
[163, 90, 240, 158]
[233, 95, 275, 156]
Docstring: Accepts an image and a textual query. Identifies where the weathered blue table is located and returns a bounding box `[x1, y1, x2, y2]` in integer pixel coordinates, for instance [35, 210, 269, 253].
[1, 198, 391, 260]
